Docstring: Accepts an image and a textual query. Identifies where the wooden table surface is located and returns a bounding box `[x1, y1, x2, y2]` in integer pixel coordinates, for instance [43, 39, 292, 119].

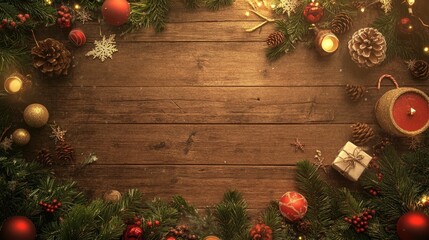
[28, 1, 428, 213]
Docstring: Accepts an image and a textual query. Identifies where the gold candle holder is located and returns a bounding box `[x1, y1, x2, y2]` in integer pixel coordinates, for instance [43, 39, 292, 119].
[313, 26, 339, 55]
[3, 72, 32, 94]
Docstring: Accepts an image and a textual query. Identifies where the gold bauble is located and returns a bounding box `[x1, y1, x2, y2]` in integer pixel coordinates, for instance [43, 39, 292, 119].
[103, 190, 122, 202]
[204, 236, 221, 240]
[12, 128, 31, 145]
[23, 103, 49, 128]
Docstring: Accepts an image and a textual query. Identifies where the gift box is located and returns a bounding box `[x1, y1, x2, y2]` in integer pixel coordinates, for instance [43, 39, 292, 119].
[332, 141, 372, 181]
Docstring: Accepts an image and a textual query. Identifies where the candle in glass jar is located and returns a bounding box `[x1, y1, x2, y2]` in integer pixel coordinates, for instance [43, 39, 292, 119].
[321, 35, 338, 53]
[4, 76, 23, 94]
[314, 29, 339, 55]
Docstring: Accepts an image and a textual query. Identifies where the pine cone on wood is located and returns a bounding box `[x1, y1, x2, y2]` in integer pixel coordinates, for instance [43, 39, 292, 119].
[56, 141, 74, 163]
[31, 38, 72, 77]
[266, 31, 285, 48]
[351, 123, 375, 145]
[35, 149, 54, 166]
[407, 60, 429, 80]
[331, 13, 352, 35]
[346, 84, 366, 101]
[348, 28, 387, 68]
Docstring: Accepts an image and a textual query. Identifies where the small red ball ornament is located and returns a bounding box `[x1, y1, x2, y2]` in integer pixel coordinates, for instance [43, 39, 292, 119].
[122, 225, 143, 240]
[102, 0, 131, 26]
[279, 191, 308, 222]
[166, 237, 177, 240]
[396, 211, 429, 240]
[303, 1, 324, 23]
[397, 17, 414, 35]
[68, 29, 86, 47]
[0, 216, 36, 240]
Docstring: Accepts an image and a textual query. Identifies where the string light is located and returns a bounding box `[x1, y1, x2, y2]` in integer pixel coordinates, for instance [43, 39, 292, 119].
[424, 46, 429, 55]
[245, 11, 250, 17]
[74, 4, 81, 10]
[270, 3, 276, 9]
[407, 0, 415, 6]
[256, 1, 263, 7]
[44, 0, 52, 5]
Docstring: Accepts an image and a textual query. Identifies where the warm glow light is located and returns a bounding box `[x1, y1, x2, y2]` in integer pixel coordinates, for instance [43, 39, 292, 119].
[74, 4, 81, 10]
[408, 25, 413, 30]
[424, 46, 429, 52]
[360, 7, 365, 12]
[257, 1, 263, 7]
[271, 3, 276, 9]
[407, 0, 415, 6]
[321, 35, 339, 53]
[245, 11, 250, 17]
[4, 76, 23, 94]
[44, 0, 52, 5]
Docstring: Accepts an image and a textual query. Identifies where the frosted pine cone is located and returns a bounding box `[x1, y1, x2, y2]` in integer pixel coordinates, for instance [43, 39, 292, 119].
[348, 28, 387, 68]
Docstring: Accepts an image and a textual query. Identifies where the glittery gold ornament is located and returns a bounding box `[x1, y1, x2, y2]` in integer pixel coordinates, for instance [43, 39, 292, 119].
[12, 128, 31, 146]
[103, 190, 122, 202]
[23, 103, 49, 128]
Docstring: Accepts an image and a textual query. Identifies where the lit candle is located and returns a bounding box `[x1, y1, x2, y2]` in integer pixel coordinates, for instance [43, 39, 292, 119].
[4, 75, 23, 94]
[314, 29, 339, 55]
[375, 88, 429, 136]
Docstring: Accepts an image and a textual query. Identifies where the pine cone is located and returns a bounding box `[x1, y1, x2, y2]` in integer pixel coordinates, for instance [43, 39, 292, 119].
[346, 84, 366, 101]
[351, 123, 375, 145]
[56, 141, 74, 163]
[348, 28, 386, 68]
[266, 32, 285, 48]
[372, 137, 392, 156]
[331, 13, 352, 35]
[296, 220, 311, 234]
[35, 149, 54, 166]
[31, 38, 72, 77]
[249, 223, 273, 240]
[408, 60, 429, 80]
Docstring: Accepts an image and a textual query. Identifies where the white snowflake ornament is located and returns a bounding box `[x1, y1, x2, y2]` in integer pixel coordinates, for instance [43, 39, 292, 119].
[75, 8, 93, 24]
[86, 34, 118, 62]
[275, 0, 300, 16]
[379, 0, 392, 13]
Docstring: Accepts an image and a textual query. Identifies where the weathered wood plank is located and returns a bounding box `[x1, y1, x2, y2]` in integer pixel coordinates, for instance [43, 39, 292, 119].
[28, 124, 372, 165]
[47, 43, 416, 87]
[37, 86, 429, 124]
[55, 165, 351, 209]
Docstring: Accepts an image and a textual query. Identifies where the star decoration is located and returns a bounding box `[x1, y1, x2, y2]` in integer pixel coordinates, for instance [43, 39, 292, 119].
[50, 122, 67, 143]
[379, 0, 392, 13]
[0, 136, 13, 151]
[291, 138, 305, 152]
[75, 8, 92, 24]
[314, 150, 328, 173]
[86, 34, 118, 62]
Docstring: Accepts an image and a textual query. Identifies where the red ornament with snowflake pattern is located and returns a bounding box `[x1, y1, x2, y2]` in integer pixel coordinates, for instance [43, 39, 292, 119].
[279, 191, 308, 222]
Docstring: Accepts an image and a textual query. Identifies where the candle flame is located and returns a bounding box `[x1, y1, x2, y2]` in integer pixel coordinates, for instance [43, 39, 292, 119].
[409, 107, 417, 116]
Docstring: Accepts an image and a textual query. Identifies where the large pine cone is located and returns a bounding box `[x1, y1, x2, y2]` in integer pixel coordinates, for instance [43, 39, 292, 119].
[346, 84, 366, 101]
[408, 60, 429, 80]
[32, 38, 72, 77]
[56, 141, 74, 163]
[250, 223, 273, 240]
[266, 31, 285, 48]
[331, 13, 352, 35]
[35, 149, 54, 166]
[351, 123, 375, 145]
[348, 28, 386, 68]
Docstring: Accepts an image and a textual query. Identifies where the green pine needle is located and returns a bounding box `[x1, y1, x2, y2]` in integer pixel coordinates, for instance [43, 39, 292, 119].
[143, 0, 170, 32]
[205, 0, 235, 11]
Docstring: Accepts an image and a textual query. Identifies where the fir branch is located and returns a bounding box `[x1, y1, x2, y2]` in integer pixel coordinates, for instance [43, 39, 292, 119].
[295, 160, 334, 238]
[204, 0, 235, 11]
[122, 2, 148, 35]
[143, 0, 170, 32]
[142, 198, 180, 240]
[214, 190, 250, 240]
[0, 46, 28, 74]
[185, 0, 202, 9]
[336, 188, 365, 216]
[261, 201, 294, 240]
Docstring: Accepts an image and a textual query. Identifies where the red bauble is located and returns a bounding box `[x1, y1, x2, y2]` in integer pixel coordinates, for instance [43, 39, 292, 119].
[122, 225, 143, 240]
[397, 17, 414, 35]
[279, 191, 308, 222]
[397, 212, 429, 240]
[69, 29, 86, 47]
[303, 1, 324, 23]
[165, 237, 176, 240]
[102, 0, 131, 26]
[0, 216, 36, 240]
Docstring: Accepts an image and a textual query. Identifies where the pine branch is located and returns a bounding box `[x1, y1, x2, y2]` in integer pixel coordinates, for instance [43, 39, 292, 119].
[143, 0, 170, 32]
[295, 160, 334, 238]
[205, 0, 235, 11]
[185, 0, 202, 9]
[214, 190, 250, 240]
[261, 201, 294, 240]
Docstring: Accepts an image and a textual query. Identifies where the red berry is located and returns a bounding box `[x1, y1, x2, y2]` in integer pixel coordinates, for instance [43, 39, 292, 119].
[352, 216, 357, 220]
[2, 19, 7, 24]
[371, 210, 376, 215]
[17, 14, 23, 18]
[57, 202, 62, 207]
[58, 11, 64, 16]
[363, 216, 368, 221]
[364, 225, 369, 229]
[368, 215, 372, 219]
[24, 14, 30, 19]
[353, 220, 358, 225]
[54, 205, 58, 209]
[155, 220, 160, 226]
[52, 199, 58, 203]
[135, 221, 141, 226]
[9, 21, 16, 27]
[364, 221, 368, 225]
[357, 217, 361, 222]
[360, 228, 365, 232]
[344, 217, 349, 222]
[147, 221, 153, 227]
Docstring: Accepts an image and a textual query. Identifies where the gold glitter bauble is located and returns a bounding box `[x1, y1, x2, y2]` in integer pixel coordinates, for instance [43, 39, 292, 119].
[23, 103, 49, 128]
[204, 236, 221, 240]
[12, 128, 31, 145]
[103, 190, 122, 202]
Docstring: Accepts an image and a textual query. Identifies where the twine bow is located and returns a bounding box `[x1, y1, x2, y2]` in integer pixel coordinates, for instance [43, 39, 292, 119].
[337, 147, 366, 174]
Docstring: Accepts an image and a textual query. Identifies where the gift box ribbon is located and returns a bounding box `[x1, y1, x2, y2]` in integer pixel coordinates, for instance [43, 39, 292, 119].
[337, 147, 366, 174]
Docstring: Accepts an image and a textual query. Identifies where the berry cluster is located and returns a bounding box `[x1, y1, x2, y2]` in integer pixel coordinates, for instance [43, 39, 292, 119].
[166, 225, 198, 240]
[344, 209, 376, 233]
[131, 216, 161, 228]
[39, 199, 62, 213]
[0, 13, 30, 30]
[57, 6, 73, 28]
[368, 188, 380, 196]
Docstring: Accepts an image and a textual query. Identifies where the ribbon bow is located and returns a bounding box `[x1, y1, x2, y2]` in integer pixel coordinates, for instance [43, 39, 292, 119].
[338, 147, 365, 173]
